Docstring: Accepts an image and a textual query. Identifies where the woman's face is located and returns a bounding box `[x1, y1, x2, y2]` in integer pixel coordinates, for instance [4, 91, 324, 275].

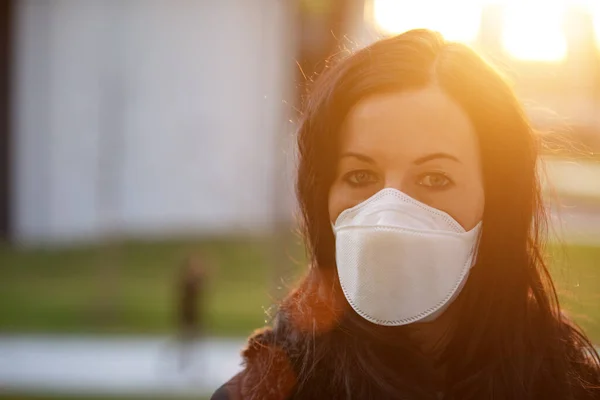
[328, 86, 485, 230]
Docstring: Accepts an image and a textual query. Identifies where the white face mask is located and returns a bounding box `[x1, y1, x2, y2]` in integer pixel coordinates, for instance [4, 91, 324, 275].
[332, 188, 482, 326]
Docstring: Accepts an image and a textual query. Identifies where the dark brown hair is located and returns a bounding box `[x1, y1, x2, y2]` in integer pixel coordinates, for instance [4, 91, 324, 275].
[239, 29, 600, 400]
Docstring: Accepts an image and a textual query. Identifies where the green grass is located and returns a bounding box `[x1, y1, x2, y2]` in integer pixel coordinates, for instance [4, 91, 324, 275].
[0, 236, 305, 337]
[0, 238, 598, 342]
[547, 244, 600, 342]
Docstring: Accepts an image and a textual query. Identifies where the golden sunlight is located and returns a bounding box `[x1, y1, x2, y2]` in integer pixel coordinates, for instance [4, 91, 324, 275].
[590, 3, 600, 50]
[501, 1, 567, 62]
[371, 0, 484, 43]
[371, 0, 600, 62]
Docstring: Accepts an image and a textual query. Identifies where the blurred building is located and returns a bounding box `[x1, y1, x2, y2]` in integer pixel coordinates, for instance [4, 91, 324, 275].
[4, 0, 600, 246]
[8, 0, 296, 245]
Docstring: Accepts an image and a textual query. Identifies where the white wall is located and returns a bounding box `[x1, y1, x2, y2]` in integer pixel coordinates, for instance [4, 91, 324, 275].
[13, 0, 297, 245]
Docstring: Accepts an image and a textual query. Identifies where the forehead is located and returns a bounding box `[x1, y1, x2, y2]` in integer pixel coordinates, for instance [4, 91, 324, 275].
[340, 86, 478, 162]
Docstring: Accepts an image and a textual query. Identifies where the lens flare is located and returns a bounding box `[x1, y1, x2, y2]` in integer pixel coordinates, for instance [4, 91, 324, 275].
[372, 0, 484, 43]
[501, 1, 568, 61]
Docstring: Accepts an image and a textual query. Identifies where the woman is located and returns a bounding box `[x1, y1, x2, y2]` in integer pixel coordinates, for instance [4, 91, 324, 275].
[212, 29, 600, 399]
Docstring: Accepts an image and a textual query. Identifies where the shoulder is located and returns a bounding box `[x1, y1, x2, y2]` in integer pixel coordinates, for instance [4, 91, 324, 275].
[209, 330, 278, 400]
[210, 385, 231, 400]
[212, 327, 300, 400]
[210, 384, 234, 400]
[210, 373, 242, 400]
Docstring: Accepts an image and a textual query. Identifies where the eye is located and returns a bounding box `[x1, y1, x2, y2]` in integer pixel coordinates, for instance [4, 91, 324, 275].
[343, 170, 379, 187]
[417, 172, 453, 190]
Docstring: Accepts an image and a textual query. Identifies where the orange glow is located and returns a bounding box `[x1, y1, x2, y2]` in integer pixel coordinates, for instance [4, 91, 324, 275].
[371, 0, 484, 43]
[589, 2, 600, 50]
[371, 0, 600, 62]
[501, 1, 567, 62]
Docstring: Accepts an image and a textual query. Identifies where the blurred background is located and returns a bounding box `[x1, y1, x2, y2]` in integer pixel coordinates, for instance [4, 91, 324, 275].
[0, 0, 599, 399]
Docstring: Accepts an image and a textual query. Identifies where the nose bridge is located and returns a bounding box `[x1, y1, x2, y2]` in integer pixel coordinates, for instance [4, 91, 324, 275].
[384, 170, 409, 194]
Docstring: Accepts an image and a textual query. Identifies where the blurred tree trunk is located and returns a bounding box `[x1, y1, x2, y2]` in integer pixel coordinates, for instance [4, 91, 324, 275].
[0, 0, 13, 242]
[296, 0, 363, 88]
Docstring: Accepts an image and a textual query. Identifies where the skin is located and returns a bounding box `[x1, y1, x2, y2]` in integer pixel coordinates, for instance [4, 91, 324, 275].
[328, 85, 484, 231]
[328, 86, 485, 365]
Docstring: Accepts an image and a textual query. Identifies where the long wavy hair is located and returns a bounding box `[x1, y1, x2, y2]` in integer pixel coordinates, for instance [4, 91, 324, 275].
[239, 29, 600, 400]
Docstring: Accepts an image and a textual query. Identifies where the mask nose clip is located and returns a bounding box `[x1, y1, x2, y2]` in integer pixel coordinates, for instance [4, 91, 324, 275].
[334, 188, 467, 234]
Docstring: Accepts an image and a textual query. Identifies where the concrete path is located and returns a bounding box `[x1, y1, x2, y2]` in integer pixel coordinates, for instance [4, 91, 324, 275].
[0, 335, 245, 397]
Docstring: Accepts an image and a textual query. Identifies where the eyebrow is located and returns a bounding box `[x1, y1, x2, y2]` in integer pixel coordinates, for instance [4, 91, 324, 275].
[340, 151, 460, 165]
[339, 152, 377, 164]
[413, 152, 461, 165]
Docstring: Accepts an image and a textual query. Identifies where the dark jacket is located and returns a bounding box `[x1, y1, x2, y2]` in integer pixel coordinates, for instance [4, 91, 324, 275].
[211, 326, 600, 400]
[209, 329, 298, 400]
[211, 373, 242, 400]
